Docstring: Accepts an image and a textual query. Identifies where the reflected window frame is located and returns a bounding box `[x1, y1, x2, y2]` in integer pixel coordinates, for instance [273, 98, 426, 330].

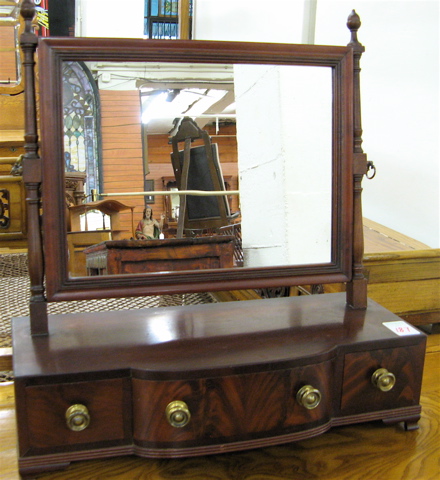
[0, 0, 24, 94]
[63, 61, 102, 199]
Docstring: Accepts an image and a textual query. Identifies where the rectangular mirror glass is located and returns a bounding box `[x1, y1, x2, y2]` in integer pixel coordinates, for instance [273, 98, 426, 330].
[39, 38, 353, 301]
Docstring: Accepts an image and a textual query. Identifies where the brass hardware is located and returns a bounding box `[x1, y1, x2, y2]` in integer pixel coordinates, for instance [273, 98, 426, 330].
[166, 400, 191, 428]
[371, 368, 396, 392]
[296, 385, 322, 409]
[65, 404, 90, 431]
[366, 160, 376, 179]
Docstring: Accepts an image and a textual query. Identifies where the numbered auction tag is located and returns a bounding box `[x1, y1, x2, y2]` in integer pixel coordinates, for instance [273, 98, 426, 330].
[383, 321, 421, 336]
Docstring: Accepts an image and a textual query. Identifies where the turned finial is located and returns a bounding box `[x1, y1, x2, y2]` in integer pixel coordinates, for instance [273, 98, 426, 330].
[347, 10, 364, 51]
[21, 0, 36, 34]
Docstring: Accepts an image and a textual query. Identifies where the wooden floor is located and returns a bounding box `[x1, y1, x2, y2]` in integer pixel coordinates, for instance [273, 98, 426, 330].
[0, 332, 438, 480]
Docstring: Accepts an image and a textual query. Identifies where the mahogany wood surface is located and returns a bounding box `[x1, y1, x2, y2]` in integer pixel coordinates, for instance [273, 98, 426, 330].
[24, 378, 131, 452]
[12, 293, 427, 475]
[1, 331, 438, 480]
[340, 345, 425, 413]
[12, 294, 424, 378]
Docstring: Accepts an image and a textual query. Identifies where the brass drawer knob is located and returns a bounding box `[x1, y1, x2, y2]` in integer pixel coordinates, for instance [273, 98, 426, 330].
[372, 368, 396, 392]
[296, 385, 322, 409]
[65, 404, 90, 431]
[166, 400, 191, 428]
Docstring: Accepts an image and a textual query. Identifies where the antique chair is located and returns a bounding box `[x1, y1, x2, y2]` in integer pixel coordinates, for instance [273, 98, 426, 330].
[170, 117, 237, 237]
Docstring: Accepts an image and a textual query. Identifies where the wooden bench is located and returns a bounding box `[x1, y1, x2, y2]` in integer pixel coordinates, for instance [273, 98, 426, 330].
[298, 219, 439, 328]
[320, 249, 440, 328]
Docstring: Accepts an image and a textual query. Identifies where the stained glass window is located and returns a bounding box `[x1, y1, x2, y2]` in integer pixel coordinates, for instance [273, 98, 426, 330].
[63, 61, 101, 197]
[144, 0, 191, 39]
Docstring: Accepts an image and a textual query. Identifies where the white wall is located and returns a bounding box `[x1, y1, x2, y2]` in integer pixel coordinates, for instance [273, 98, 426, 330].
[193, 0, 305, 43]
[78, 0, 144, 37]
[314, 0, 439, 248]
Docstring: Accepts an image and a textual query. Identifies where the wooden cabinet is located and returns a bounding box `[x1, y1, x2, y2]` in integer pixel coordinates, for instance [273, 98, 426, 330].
[68, 200, 134, 236]
[83, 236, 235, 275]
[312, 249, 440, 327]
[13, 294, 426, 473]
[67, 200, 135, 276]
[0, 171, 26, 241]
[67, 230, 112, 276]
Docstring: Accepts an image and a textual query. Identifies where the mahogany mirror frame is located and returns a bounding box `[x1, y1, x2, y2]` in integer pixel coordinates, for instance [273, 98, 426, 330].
[36, 38, 354, 304]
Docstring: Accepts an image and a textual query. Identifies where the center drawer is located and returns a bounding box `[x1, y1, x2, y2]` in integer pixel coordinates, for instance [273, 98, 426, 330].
[133, 361, 333, 446]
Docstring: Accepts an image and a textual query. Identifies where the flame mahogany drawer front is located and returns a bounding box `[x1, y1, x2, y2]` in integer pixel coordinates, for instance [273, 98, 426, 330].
[18, 344, 426, 458]
[23, 378, 132, 453]
[341, 344, 425, 415]
[133, 361, 333, 446]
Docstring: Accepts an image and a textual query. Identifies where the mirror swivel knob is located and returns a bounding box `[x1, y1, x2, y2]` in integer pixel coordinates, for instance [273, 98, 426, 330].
[372, 368, 396, 392]
[296, 385, 322, 409]
[166, 400, 191, 428]
[66, 404, 90, 431]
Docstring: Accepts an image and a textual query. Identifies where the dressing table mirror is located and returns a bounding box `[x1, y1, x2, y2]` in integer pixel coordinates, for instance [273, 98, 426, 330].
[13, 2, 426, 477]
[40, 36, 353, 306]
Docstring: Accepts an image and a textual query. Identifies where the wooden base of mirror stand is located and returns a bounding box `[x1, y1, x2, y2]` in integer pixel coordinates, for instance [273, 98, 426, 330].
[12, 293, 426, 478]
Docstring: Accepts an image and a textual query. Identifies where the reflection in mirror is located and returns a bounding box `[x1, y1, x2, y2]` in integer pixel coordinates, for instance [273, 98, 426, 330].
[235, 64, 332, 267]
[0, 0, 22, 91]
[62, 60, 332, 278]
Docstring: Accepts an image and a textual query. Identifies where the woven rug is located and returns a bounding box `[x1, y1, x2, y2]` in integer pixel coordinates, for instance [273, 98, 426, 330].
[0, 253, 216, 351]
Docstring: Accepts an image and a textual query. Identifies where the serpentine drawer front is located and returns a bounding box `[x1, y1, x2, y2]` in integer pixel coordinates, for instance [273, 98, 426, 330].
[133, 361, 333, 446]
[19, 344, 424, 457]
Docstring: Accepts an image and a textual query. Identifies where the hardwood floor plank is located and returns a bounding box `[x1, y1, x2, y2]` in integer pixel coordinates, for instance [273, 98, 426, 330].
[0, 384, 19, 480]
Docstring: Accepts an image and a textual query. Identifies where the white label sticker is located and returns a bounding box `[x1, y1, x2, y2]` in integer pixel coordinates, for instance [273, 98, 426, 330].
[383, 321, 421, 336]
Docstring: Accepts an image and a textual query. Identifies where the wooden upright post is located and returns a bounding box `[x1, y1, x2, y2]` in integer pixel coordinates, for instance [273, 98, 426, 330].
[346, 10, 368, 309]
[20, 0, 48, 334]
